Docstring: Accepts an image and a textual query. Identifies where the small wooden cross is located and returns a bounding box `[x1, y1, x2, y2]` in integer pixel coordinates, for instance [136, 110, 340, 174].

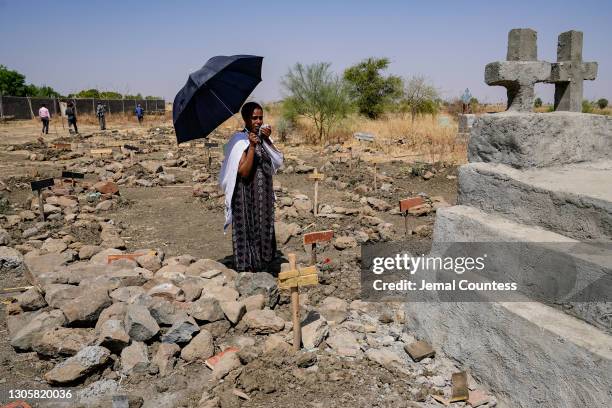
[278, 253, 319, 351]
[61, 171, 84, 187]
[52, 142, 72, 151]
[30, 178, 55, 222]
[303, 230, 334, 264]
[205, 142, 219, 167]
[308, 169, 325, 216]
[399, 197, 424, 236]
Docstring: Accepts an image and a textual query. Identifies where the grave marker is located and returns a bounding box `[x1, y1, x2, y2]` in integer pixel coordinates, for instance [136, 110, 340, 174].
[30, 178, 55, 221]
[308, 169, 325, 216]
[450, 372, 469, 403]
[399, 197, 425, 236]
[107, 250, 155, 264]
[61, 171, 84, 187]
[278, 253, 319, 351]
[485, 28, 551, 111]
[205, 142, 219, 167]
[303, 230, 334, 264]
[90, 148, 113, 158]
[548, 30, 598, 112]
[51, 142, 72, 151]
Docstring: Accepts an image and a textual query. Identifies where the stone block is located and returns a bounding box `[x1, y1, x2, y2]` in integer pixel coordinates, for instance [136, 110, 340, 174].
[458, 161, 612, 240]
[468, 112, 612, 168]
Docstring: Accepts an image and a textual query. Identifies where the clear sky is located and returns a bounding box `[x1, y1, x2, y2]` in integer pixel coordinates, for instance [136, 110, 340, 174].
[1, 0, 610, 104]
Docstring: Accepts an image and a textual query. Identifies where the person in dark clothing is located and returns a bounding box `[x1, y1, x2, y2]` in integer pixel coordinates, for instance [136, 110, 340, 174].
[135, 104, 144, 125]
[96, 102, 106, 130]
[65, 102, 78, 134]
[219, 102, 283, 272]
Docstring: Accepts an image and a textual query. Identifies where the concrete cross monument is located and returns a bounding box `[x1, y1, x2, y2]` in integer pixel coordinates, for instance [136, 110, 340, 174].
[408, 26, 611, 408]
[548, 30, 598, 112]
[485, 28, 551, 112]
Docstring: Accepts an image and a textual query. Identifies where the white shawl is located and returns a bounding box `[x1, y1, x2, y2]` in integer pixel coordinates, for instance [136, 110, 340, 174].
[219, 130, 283, 232]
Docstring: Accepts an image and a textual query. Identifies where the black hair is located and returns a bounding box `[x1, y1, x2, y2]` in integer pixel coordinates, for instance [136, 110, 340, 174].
[41, 104, 46, 107]
[240, 102, 263, 122]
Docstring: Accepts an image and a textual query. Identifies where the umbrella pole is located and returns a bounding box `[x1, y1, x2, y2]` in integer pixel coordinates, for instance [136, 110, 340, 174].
[209, 89, 246, 130]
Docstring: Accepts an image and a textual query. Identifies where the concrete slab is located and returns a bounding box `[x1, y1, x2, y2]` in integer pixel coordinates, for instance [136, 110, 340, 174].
[458, 161, 612, 241]
[432, 205, 611, 332]
[404, 299, 612, 408]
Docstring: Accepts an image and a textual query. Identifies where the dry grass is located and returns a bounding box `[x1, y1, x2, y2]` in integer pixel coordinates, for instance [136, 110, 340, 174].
[269, 111, 466, 165]
[174, 107, 468, 165]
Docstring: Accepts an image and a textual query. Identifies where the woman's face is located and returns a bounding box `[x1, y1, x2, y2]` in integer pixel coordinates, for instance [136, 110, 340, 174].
[246, 108, 264, 132]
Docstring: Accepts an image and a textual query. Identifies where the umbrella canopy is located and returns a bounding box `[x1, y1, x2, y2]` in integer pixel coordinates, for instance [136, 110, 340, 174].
[173, 55, 263, 144]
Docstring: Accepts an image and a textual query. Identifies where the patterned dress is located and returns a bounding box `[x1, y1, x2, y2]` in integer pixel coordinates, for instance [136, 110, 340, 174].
[231, 141, 277, 272]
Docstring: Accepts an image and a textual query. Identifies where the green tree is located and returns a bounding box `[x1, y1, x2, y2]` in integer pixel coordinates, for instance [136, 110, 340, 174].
[123, 93, 143, 100]
[281, 62, 352, 144]
[145, 95, 161, 100]
[99, 91, 123, 99]
[400, 76, 439, 122]
[75, 89, 101, 98]
[597, 98, 608, 109]
[582, 100, 594, 113]
[0, 65, 27, 96]
[534, 97, 543, 108]
[343, 57, 403, 119]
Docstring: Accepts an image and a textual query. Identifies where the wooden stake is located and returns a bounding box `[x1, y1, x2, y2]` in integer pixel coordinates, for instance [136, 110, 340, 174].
[288, 253, 301, 352]
[310, 242, 317, 265]
[374, 163, 377, 192]
[308, 169, 324, 217]
[37, 190, 45, 222]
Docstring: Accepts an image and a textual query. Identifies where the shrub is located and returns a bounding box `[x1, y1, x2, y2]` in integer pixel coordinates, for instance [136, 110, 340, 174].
[281, 62, 352, 144]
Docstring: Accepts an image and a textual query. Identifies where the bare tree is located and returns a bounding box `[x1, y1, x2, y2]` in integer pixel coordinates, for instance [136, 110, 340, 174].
[401, 76, 439, 122]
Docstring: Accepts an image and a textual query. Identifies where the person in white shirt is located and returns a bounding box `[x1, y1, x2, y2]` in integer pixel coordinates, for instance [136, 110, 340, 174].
[38, 104, 51, 134]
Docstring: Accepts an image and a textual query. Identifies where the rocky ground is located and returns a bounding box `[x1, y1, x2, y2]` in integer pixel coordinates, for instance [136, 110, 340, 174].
[0, 122, 498, 407]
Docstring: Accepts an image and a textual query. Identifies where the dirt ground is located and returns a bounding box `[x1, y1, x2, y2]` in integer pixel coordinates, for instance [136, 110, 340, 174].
[0, 119, 468, 408]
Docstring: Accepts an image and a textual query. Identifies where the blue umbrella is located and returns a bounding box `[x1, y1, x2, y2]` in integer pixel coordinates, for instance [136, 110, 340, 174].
[173, 55, 263, 144]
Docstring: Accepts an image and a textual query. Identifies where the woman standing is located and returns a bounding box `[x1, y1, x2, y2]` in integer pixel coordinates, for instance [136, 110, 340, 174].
[219, 102, 283, 272]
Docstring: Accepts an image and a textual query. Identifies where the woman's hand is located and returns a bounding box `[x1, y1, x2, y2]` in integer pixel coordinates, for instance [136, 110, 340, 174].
[260, 125, 272, 138]
[248, 132, 259, 146]
[260, 125, 272, 141]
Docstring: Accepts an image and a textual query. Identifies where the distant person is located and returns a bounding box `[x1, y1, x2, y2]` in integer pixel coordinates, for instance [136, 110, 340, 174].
[65, 101, 78, 134]
[96, 102, 106, 130]
[38, 104, 50, 134]
[135, 103, 144, 125]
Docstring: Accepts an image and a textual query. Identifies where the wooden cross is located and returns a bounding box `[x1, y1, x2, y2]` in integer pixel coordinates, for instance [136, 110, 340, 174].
[61, 170, 84, 187]
[30, 178, 55, 222]
[399, 197, 424, 236]
[371, 158, 385, 192]
[303, 230, 334, 265]
[278, 253, 319, 351]
[52, 142, 72, 151]
[308, 169, 324, 216]
[205, 142, 219, 167]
